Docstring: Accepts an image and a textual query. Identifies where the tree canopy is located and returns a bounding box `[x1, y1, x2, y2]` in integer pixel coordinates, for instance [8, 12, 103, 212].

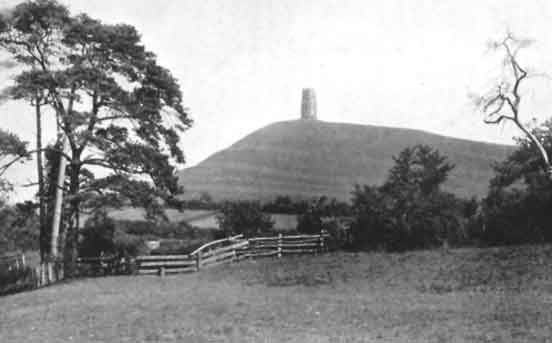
[0, 0, 191, 271]
[0, 128, 28, 201]
[476, 121, 552, 245]
[475, 33, 552, 177]
[216, 201, 274, 238]
[351, 144, 465, 251]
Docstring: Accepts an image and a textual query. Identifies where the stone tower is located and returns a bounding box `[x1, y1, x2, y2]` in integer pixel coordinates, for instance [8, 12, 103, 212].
[300, 88, 317, 120]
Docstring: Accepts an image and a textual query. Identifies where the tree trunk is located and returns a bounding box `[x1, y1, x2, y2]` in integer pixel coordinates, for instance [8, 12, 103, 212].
[63, 164, 81, 277]
[49, 135, 69, 261]
[514, 121, 552, 179]
[35, 102, 48, 262]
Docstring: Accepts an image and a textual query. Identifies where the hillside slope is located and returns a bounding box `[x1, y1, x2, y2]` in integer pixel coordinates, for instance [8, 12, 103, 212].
[178, 120, 513, 201]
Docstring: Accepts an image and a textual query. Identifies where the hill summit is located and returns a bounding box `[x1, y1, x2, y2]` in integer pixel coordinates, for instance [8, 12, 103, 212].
[178, 118, 513, 202]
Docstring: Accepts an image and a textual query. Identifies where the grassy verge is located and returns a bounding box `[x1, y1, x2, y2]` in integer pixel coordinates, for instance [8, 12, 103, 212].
[1, 245, 551, 342]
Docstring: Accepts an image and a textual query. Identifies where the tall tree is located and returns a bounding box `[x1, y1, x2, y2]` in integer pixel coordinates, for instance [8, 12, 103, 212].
[474, 33, 552, 178]
[0, 1, 192, 274]
[0, 0, 69, 260]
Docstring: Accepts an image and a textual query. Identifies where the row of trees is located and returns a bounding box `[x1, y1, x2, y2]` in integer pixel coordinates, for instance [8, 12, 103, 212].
[216, 123, 552, 250]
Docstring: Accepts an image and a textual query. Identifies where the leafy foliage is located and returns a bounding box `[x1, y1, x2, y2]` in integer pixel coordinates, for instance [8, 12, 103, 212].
[78, 211, 116, 257]
[0, 201, 40, 252]
[350, 145, 468, 251]
[0, 128, 28, 202]
[216, 201, 274, 237]
[0, 1, 192, 271]
[477, 121, 552, 245]
[0, 265, 35, 296]
[296, 196, 351, 234]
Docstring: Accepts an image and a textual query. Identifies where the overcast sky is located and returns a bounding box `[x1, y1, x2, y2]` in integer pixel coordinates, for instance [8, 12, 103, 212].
[1, 0, 552, 202]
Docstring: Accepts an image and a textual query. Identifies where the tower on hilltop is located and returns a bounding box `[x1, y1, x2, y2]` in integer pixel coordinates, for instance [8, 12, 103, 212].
[300, 88, 317, 120]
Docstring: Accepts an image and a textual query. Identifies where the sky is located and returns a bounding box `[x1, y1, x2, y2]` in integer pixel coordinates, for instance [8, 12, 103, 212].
[1, 0, 552, 202]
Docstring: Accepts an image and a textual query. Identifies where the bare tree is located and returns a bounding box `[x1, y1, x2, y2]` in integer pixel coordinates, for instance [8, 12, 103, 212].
[475, 33, 552, 177]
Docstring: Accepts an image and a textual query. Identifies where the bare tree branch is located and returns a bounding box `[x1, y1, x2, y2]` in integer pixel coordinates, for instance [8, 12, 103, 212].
[484, 114, 515, 124]
[478, 33, 551, 176]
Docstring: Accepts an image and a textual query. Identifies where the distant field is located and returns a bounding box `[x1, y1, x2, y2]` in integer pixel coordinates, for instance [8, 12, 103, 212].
[107, 208, 219, 228]
[2, 245, 552, 342]
[107, 207, 298, 231]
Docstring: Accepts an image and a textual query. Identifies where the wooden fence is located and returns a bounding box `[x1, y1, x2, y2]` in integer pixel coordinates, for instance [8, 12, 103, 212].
[1, 232, 331, 295]
[0, 252, 26, 271]
[76, 255, 121, 276]
[1, 256, 63, 295]
[32, 262, 63, 288]
[135, 232, 329, 276]
[135, 234, 245, 275]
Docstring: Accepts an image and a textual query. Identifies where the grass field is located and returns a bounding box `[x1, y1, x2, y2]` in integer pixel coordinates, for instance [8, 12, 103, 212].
[1, 245, 552, 342]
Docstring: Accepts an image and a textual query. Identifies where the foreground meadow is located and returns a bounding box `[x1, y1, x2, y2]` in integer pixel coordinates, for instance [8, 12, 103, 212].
[1, 245, 552, 342]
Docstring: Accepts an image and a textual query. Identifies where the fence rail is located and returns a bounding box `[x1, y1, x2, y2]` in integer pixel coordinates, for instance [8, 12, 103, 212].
[136, 231, 329, 276]
[2, 232, 331, 295]
[136, 255, 196, 276]
[0, 252, 26, 271]
[1, 251, 65, 295]
[32, 262, 63, 288]
[76, 255, 120, 276]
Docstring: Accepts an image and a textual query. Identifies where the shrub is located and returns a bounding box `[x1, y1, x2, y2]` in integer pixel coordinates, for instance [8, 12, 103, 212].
[349, 146, 469, 252]
[296, 208, 323, 234]
[216, 201, 274, 237]
[112, 230, 148, 257]
[0, 202, 39, 252]
[0, 265, 34, 296]
[80, 213, 148, 259]
[79, 212, 116, 257]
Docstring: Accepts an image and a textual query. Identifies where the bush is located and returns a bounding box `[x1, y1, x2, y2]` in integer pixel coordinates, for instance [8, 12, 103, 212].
[112, 229, 148, 257]
[0, 202, 39, 252]
[79, 212, 116, 257]
[478, 188, 552, 246]
[296, 209, 323, 234]
[80, 213, 148, 259]
[349, 145, 469, 252]
[0, 265, 34, 296]
[216, 201, 274, 237]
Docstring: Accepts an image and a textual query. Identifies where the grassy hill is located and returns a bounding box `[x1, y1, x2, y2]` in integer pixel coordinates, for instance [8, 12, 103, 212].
[178, 120, 513, 201]
[2, 244, 551, 342]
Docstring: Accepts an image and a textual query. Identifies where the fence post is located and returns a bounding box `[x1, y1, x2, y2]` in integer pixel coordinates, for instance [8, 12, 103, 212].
[40, 263, 46, 286]
[278, 233, 282, 258]
[34, 266, 40, 288]
[21, 254, 26, 268]
[48, 262, 54, 284]
[196, 252, 201, 271]
[57, 259, 64, 280]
